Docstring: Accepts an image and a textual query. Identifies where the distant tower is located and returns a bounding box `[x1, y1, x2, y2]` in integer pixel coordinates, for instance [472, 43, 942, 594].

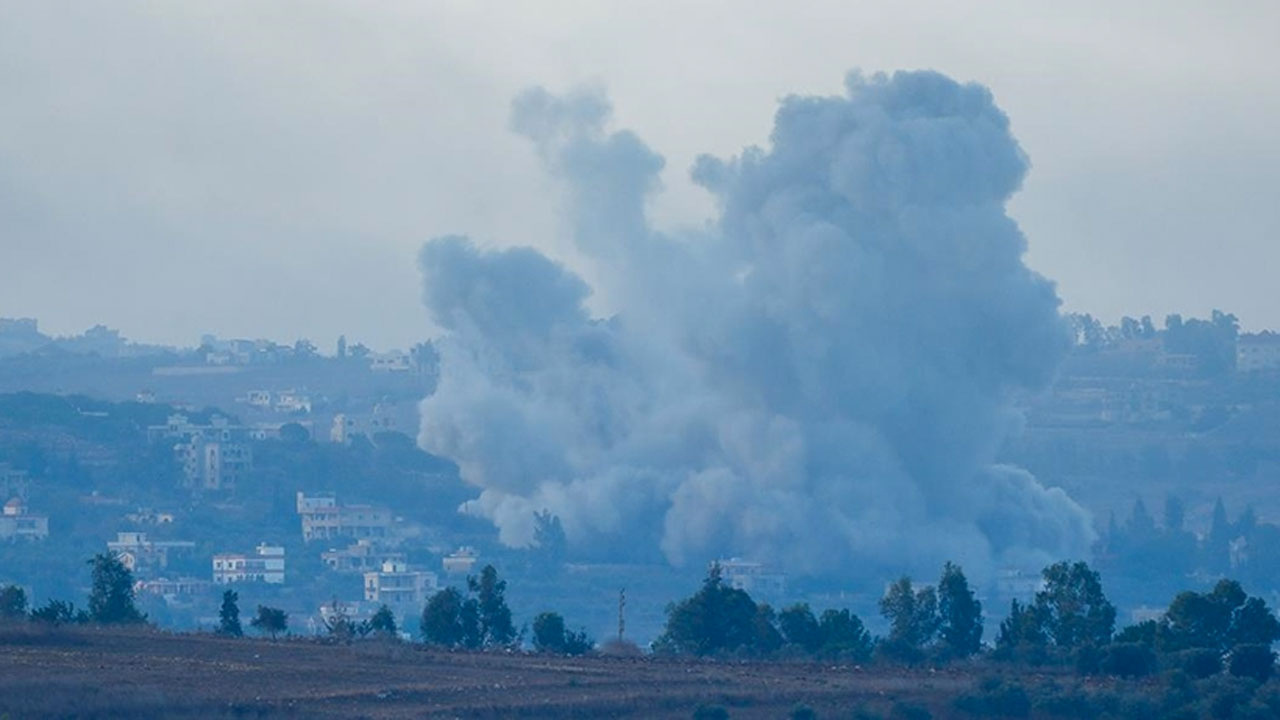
[337, 335, 347, 359]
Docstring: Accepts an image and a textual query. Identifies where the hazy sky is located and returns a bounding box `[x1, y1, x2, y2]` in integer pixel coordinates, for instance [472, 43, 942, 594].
[1, 1, 1277, 349]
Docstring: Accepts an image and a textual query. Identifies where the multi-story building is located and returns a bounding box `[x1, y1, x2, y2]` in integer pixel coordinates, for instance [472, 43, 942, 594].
[107, 532, 195, 576]
[363, 560, 438, 607]
[0, 464, 29, 500]
[717, 558, 786, 598]
[212, 543, 286, 584]
[296, 492, 393, 542]
[321, 538, 406, 573]
[1238, 332, 1280, 372]
[149, 415, 253, 491]
[0, 498, 48, 541]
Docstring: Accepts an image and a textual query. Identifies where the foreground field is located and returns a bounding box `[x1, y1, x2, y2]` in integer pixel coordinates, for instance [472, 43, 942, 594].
[0, 625, 989, 719]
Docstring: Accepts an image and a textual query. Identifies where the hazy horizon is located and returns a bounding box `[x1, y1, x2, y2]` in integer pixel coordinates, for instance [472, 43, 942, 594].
[2, 1, 1278, 348]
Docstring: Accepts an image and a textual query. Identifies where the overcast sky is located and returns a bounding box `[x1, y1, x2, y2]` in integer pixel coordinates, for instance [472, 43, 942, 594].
[1, 1, 1277, 349]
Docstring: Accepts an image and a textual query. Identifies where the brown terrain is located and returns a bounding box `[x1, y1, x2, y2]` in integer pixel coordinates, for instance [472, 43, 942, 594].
[0, 624, 986, 719]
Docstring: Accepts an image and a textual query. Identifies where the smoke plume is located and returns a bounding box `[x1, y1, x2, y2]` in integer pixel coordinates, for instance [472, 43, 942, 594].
[418, 70, 1093, 579]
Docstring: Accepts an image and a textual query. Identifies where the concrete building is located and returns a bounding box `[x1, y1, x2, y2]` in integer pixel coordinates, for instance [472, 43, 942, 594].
[274, 390, 312, 414]
[716, 558, 786, 597]
[212, 543, 286, 584]
[442, 546, 479, 576]
[363, 560, 438, 606]
[321, 538, 406, 573]
[0, 498, 48, 541]
[149, 415, 253, 491]
[370, 351, 412, 373]
[107, 532, 195, 576]
[296, 492, 393, 542]
[1238, 332, 1280, 372]
[0, 464, 29, 501]
[135, 577, 212, 599]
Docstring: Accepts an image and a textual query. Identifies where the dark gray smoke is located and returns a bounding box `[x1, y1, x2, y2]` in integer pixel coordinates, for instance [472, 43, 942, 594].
[417, 70, 1093, 580]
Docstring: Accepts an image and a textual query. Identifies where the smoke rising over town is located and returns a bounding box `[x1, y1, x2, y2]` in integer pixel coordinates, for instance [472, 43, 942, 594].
[417, 70, 1093, 578]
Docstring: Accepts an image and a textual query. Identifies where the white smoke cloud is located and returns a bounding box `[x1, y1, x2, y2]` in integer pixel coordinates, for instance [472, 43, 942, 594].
[417, 70, 1093, 579]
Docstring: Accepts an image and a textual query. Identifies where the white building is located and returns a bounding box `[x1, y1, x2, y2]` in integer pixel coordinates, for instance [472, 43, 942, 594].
[274, 390, 312, 414]
[0, 498, 48, 541]
[150, 415, 253, 491]
[363, 560, 438, 606]
[212, 543, 286, 584]
[322, 538, 406, 573]
[296, 492, 393, 542]
[442, 546, 479, 576]
[0, 464, 29, 500]
[107, 532, 195, 576]
[1238, 332, 1280, 372]
[716, 558, 786, 597]
[370, 351, 412, 373]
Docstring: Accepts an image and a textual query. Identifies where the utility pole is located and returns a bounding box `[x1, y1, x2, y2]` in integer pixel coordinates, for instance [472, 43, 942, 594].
[617, 587, 626, 643]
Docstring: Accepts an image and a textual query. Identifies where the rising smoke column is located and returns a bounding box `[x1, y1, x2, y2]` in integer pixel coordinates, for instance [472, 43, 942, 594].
[418, 71, 1093, 579]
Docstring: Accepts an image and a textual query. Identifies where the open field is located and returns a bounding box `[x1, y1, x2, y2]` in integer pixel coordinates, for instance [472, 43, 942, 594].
[0, 624, 997, 719]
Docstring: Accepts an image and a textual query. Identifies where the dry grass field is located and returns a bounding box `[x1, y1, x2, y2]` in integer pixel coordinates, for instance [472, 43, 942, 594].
[0, 623, 988, 719]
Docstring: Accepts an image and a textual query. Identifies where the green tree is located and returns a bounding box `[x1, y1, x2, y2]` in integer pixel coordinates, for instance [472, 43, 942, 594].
[0, 584, 27, 620]
[368, 604, 398, 637]
[532, 611, 568, 652]
[878, 576, 939, 662]
[250, 605, 287, 640]
[30, 599, 84, 625]
[778, 603, 822, 653]
[217, 589, 242, 637]
[530, 610, 592, 654]
[87, 552, 145, 624]
[993, 599, 1047, 664]
[1229, 596, 1280, 647]
[654, 564, 768, 656]
[469, 565, 516, 647]
[818, 608, 873, 661]
[1160, 579, 1279, 651]
[937, 562, 983, 659]
[1228, 644, 1276, 682]
[421, 587, 481, 648]
[1033, 561, 1114, 649]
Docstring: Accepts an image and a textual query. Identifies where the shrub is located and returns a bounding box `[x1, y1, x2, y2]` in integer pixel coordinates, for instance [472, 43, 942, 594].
[1176, 648, 1222, 678]
[1228, 644, 1275, 682]
[954, 677, 1031, 718]
[1099, 642, 1157, 678]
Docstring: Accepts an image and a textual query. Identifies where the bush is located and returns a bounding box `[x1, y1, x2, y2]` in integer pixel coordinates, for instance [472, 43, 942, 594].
[955, 677, 1031, 717]
[1176, 648, 1222, 678]
[1099, 643, 1157, 678]
[1228, 644, 1276, 682]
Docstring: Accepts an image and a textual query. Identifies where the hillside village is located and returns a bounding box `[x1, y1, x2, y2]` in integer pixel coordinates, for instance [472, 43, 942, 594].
[4, 311, 1280, 643]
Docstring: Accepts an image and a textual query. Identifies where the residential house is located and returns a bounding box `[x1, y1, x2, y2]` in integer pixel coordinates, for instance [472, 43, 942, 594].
[0, 498, 48, 541]
[212, 543, 286, 584]
[322, 538, 406, 573]
[296, 492, 393, 542]
[107, 531, 195, 576]
[363, 560, 438, 607]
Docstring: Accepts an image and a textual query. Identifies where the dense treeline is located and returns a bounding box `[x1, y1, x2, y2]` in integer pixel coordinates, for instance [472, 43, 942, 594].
[5, 553, 1278, 679]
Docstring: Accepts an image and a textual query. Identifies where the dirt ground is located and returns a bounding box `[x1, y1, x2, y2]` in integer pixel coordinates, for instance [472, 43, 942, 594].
[0, 624, 986, 718]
